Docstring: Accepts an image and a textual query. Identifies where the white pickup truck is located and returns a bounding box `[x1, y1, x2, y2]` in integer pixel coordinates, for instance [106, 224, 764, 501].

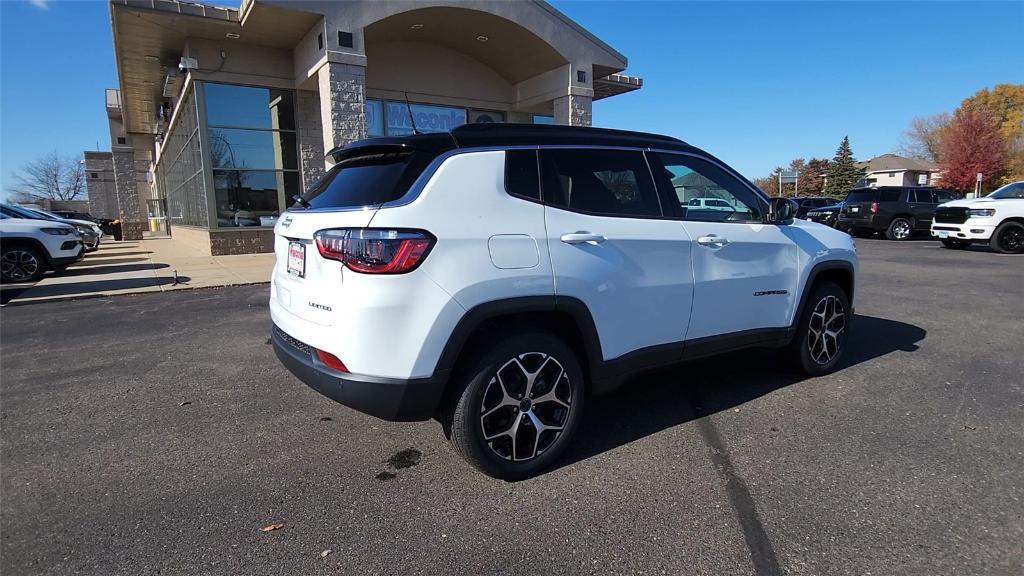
[932, 181, 1024, 254]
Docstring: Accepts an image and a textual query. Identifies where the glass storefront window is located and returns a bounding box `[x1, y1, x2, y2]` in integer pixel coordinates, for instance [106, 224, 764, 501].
[365, 99, 509, 137]
[204, 84, 295, 131]
[366, 99, 385, 137]
[203, 83, 299, 227]
[207, 128, 297, 171]
[154, 86, 208, 228]
[386, 101, 466, 136]
[214, 171, 299, 227]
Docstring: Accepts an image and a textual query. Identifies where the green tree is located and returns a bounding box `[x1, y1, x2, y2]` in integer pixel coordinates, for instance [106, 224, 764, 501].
[823, 136, 863, 196]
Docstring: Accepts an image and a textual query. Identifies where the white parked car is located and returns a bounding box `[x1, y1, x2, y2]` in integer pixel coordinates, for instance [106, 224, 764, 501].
[270, 124, 858, 479]
[0, 214, 83, 282]
[932, 181, 1024, 253]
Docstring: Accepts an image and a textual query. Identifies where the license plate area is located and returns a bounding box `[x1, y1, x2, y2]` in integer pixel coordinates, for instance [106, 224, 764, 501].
[287, 241, 305, 278]
[937, 230, 949, 238]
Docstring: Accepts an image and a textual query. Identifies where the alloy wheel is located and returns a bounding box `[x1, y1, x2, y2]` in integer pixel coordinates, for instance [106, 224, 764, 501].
[1, 250, 39, 281]
[999, 225, 1024, 253]
[892, 220, 911, 240]
[479, 352, 573, 462]
[806, 295, 846, 365]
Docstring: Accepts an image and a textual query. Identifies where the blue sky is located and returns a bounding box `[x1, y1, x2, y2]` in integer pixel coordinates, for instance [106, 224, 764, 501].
[1, 0, 1022, 197]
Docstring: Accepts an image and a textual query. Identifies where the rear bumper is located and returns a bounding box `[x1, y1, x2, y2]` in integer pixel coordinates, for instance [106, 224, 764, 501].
[271, 324, 448, 422]
[837, 216, 877, 231]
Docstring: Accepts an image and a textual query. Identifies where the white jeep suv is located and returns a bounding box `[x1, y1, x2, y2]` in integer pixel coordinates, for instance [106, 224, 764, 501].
[0, 214, 83, 282]
[270, 124, 858, 479]
[931, 181, 1024, 253]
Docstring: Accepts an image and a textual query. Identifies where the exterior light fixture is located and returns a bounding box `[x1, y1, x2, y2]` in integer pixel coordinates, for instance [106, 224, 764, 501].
[475, 35, 489, 42]
[225, 32, 240, 39]
[410, 24, 423, 30]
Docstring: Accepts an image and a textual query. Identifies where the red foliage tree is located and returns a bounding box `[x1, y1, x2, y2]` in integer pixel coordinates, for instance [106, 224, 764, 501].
[938, 103, 1007, 192]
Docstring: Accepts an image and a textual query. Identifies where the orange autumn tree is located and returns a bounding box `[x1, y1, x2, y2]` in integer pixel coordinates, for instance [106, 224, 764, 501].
[938, 103, 1006, 193]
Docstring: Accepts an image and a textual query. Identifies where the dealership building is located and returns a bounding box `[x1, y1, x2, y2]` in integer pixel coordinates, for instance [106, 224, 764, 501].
[87, 0, 643, 254]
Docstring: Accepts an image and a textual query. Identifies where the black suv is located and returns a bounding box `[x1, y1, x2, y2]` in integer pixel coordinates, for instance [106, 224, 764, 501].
[838, 186, 960, 240]
[791, 197, 836, 219]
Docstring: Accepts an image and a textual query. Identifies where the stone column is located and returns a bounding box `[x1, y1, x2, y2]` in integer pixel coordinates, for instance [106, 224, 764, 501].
[317, 61, 366, 168]
[112, 148, 146, 240]
[553, 94, 593, 127]
[296, 89, 326, 190]
[84, 151, 117, 220]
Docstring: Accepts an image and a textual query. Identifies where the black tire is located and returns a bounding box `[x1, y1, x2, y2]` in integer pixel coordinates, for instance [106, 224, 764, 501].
[885, 217, 913, 241]
[940, 238, 970, 250]
[445, 330, 585, 480]
[990, 221, 1024, 254]
[1, 245, 45, 283]
[788, 281, 851, 376]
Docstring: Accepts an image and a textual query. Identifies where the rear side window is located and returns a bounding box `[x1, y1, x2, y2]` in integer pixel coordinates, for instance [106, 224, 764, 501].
[845, 190, 875, 203]
[879, 189, 901, 203]
[505, 150, 540, 201]
[296, 150, 434, 210]
[539, 149, 661, 217]
[913, 189, 936, 203]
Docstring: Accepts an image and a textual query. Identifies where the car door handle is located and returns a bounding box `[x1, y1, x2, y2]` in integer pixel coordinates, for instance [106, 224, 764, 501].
[560, 232, 606, 245]
[697, 235, 729, 247]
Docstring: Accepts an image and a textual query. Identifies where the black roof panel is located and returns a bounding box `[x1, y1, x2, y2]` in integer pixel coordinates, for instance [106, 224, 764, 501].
[327, 123, 694, 161]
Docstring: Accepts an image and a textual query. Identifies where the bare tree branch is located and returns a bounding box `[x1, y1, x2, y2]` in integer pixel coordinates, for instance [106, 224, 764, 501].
[895, 113, 951, 163]
[6, 151, 86, 202]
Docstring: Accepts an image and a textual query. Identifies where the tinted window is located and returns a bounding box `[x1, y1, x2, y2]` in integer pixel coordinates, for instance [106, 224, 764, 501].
[505, 150, 540, 201]
[297, 151, 433, 210]
[845, 190, 876, 203]
[934, 189, 959, 203]
[879, 190, 901, 203]
[540, 149, 661, 217]
[913, 189, 936, 203]
[650, 153, 763, 222]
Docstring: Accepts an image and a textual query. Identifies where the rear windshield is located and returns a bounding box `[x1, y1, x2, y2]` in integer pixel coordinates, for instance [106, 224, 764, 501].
[295, 150, 434, 210]
[844, 190, 876, 203]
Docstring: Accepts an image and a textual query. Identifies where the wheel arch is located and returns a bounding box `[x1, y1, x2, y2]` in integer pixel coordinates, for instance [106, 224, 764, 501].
[790, 260, 855, 338]
[433, 296, 603, 401]
[0, 237, 53, 268]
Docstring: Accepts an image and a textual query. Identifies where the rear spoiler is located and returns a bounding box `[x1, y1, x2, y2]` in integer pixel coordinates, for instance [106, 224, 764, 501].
[325, 134, 457, 164]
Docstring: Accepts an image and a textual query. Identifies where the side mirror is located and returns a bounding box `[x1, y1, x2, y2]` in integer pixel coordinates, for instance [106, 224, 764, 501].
[766, 197, 795, 224]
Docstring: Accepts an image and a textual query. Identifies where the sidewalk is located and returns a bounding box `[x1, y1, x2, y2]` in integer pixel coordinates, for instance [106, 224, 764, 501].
[3, 237, 274, 305]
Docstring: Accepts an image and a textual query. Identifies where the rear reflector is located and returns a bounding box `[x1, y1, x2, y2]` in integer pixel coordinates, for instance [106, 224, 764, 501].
[315, 349, 348, 372]
[314, 228, 434, 274]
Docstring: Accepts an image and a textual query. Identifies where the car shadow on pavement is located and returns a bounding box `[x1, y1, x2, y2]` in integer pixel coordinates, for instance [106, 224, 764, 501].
[60, 263, 166, 276]
[73, 257, 150, 266]
[10, 276, 191, 301]
[553, 314, 926, 473]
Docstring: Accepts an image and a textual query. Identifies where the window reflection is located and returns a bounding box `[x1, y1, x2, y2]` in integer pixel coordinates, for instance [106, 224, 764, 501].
[204, 84, 295, 131]
[203, 83, 299, 227]
[214, 171, 299, 227]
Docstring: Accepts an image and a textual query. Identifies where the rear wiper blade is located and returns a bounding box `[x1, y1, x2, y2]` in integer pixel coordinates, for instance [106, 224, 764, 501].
[291, 194, 311, 209]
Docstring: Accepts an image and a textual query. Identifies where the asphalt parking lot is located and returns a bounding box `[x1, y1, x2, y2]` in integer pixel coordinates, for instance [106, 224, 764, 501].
[2, 238, 1022, 575]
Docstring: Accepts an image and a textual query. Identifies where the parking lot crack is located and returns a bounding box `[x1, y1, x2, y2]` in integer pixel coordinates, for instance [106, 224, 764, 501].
[694, 412, 782, 576]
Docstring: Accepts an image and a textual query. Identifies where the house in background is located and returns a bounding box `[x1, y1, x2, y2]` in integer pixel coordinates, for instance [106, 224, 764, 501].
[857, 154, 941, 188]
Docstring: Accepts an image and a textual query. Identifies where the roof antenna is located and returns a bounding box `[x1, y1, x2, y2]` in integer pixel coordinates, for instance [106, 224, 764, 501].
[403, 92, 420, 135]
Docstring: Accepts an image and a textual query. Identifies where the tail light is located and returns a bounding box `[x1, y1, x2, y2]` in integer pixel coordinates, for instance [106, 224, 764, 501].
[870, 202, 878, 214]
[314, 228, 434, 274]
